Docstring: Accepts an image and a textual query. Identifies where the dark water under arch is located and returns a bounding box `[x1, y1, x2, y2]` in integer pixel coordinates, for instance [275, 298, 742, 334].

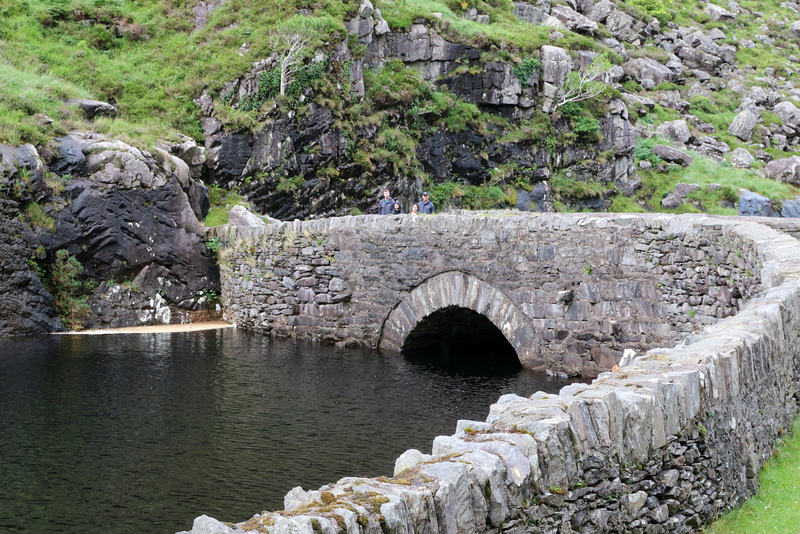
[401, 306, 521, 374]
[0, 329, 580, 534]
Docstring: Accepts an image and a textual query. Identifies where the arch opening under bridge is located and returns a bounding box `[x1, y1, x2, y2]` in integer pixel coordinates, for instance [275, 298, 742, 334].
[378, 271, 540, 370]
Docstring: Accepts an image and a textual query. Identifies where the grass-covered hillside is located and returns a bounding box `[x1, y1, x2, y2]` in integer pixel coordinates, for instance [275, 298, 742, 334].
[3, 0, 800, 218]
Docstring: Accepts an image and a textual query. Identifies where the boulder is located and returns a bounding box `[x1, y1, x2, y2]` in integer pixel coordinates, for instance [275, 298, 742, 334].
[374, 8, 389, 35]
[727, 109, 759, 141]
[652, 145, 693, 167]
[551, 5, 598, 34]
[606, 9, 643, 43]
[656, 120, 692, 145]
[185, 515, 243, 534]
[694, 136, 730, 161]
[513, 1, 548, 23]
[774, 101, 800, 132]
[781, 197, 800, 218]
[586, 0, 614, 22]
[675, 43, 724, 73]
[790, 21, 800, 39]
[0, 143, 48, 203]
[228, 204, 267, 227]
[542, 15, 566, 29]
[765, 155, 800, 185]
[622, 57, 675, 86]
[738, 189, 777, 217]
[730, 148, 755, 168]
[705, 3, 735, 21]
[65, 99, 118, 120]
[708, 28, 727, 40]
[530, 181, 555, 212]
[661, 183, 700, 209]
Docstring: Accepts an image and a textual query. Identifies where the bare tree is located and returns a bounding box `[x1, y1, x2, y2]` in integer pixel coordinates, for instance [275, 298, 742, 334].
[268, 29, 312, 97]
[553, 55, 613, 111]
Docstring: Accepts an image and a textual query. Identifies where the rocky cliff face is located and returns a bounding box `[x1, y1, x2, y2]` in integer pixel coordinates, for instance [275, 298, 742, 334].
[195, 0, 800, 219]
[0, 133, 219, 335]
[200, 2, 640, 219]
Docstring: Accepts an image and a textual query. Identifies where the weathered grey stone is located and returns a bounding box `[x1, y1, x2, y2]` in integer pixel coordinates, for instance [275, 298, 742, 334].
[65, 98, 118, 120]
[730, 147, 755, 168]
[661, 183, 700, 209]
[774, 101, 800, 132]
[781, 197, 800, 217]
[739, 190, 778, 217]
[540, 45, 572, 112]
[790, 20, 800, 38]
[551, 4, 597, 33]
[652, 145, 693, 166]
[586, 0, 614, 22]
[188, 515, 244, 533]
[606, 9, 640, 42]
[394, 449, 432, 475]
[622, 58, 675, 86]
[656, 120, 692, 145]
[513, 1, 548, 23]
[728, 109, 759, 141]
[706, 3, 735, 20]
[765, 155, 800, 185]
[228, 205, 267, 227]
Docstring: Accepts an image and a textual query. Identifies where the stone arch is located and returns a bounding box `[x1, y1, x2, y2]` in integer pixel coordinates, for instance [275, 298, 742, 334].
[378, 271, 539, 367]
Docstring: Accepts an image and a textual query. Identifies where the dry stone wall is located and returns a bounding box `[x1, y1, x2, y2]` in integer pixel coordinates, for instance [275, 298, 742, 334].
[184, 214, 800, 534]
[214, 212, 760, 377]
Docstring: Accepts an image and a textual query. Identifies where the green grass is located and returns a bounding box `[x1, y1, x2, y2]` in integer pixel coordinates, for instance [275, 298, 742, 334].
[679, 155, 799, 202]
[205, 186, 245, 226]
[705, 416, 800, 534]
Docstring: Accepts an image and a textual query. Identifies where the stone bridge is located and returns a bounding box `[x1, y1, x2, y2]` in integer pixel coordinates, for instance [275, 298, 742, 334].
[214, 211, 762, 376]
[188, 212, 800, 534]
[188, 211, 800, 534]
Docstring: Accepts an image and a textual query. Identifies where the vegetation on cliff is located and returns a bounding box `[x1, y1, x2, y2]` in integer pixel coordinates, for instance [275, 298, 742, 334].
[3, 0, 800, 219]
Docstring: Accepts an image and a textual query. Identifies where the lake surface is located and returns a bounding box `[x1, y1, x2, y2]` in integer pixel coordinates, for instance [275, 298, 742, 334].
[0, 329, 578, 533]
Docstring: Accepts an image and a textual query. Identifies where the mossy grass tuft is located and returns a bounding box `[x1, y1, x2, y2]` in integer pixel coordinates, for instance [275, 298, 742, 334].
[705, 416, 800, 533]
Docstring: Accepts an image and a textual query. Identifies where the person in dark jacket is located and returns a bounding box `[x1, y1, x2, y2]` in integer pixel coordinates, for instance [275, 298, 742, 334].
[378, 189, 395, 214]
[417, 192, 435, 214]
[391, 201, 404, 214]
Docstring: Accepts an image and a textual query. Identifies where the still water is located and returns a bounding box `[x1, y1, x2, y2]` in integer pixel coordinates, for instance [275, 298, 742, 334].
[0, 329, 576, 533]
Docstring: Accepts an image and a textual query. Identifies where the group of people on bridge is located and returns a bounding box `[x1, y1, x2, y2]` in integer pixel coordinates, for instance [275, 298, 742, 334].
[378, 189, 435, 215]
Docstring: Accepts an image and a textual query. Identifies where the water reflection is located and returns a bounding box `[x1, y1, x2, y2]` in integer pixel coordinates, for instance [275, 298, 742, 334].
[0, 329, 580, 534]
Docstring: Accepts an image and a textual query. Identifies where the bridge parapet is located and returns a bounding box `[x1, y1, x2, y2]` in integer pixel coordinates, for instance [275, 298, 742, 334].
[186, 213, 800, 534]
[214, 212, 764, 376]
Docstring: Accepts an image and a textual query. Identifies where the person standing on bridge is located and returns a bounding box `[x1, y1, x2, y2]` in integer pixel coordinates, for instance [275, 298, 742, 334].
[417, 192, 435, 214]
[391, 201, 404, 215]
[378, 188, 395, 215]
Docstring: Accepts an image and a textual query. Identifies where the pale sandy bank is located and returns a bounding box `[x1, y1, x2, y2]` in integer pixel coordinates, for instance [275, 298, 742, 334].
[55, 321, 234, 335]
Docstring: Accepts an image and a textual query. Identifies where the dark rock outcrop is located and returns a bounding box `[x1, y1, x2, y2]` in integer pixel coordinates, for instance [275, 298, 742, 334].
[1, 133, 219, 333]
[0, 199, 61, 335]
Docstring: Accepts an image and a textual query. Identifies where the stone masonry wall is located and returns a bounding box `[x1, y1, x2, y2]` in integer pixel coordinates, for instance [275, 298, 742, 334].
[214, 212, 760, 377]
[184, 214, 800, 534]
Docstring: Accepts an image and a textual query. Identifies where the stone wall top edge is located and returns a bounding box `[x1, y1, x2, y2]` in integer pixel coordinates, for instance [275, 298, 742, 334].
[214, 212, 668, 239]
[217, 212, 798, 244]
